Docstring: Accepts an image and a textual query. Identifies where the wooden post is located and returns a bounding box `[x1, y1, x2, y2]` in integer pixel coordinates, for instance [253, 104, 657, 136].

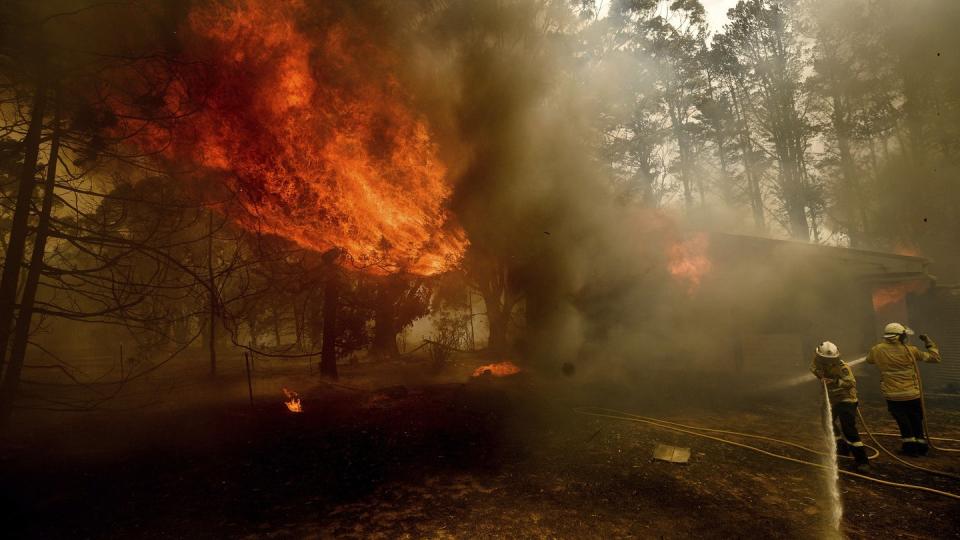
[244, 352, 254, 407]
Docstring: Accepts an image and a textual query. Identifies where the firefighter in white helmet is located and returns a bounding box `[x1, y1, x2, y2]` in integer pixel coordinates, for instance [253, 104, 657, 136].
[866, 322, 941, 456]
[810, 341, 870, 470]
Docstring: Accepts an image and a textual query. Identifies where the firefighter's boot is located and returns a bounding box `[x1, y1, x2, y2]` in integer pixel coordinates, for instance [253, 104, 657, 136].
[900, 441, 919, 457]
[835, 439, 851, 457]
[916, 439, 930, 456]
[851, 445, 870, 471]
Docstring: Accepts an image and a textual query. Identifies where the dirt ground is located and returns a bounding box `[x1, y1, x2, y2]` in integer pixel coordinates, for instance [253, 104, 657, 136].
[2, 359, 959, 539]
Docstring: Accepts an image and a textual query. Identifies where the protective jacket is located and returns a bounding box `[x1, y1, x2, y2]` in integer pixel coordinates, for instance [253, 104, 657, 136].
[866, 337, 941, 401]
[810, 357, 858, 404]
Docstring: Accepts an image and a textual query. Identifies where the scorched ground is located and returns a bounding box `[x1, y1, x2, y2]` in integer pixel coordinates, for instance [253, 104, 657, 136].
[2, 358, 958, 539]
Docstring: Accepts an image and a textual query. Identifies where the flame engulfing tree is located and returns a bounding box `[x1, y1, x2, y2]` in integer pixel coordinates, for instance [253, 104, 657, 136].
[110, 0, 467, 277]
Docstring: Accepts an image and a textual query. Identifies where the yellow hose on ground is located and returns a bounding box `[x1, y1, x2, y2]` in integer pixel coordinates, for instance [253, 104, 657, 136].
[856, 408, 960, 480]
[580, 404, 880, 461]
[867, 432, 960, 443]
[573, 406, 960, 502]
[913, 356, 960, 453]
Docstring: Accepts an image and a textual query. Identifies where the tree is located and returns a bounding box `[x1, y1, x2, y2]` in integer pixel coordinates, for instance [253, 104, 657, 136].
[369, 274, 431, 360]
[702, 35, 767, 229]
[719, 0, 815, 240]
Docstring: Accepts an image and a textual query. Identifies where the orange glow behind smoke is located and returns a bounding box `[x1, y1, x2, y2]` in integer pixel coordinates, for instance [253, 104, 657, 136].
[117, 0, 465, 275]
[472, 361, 521, 378]
[282, 387, 303, 413]
[872, 281, 928, 311]
[667, 233, 712, 294]
[893, 244, 921, 257]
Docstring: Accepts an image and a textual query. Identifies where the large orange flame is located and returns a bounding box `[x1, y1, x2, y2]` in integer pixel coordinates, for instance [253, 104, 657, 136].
[667, 233, 712, 295]
[116, 0, 466, 275]
[872, 280, 928, 311]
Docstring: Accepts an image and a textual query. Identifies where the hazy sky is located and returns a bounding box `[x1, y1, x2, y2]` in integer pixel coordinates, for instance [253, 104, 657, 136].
[596, 0, 740, 33]
[701, 0, 739, 32]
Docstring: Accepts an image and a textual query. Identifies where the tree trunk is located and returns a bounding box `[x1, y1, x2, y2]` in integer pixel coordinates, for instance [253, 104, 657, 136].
[319, 268, 339, 379]
[293, 299, 306, 350]
[485, 302, 508, 359]
[480, 274, 514, 359]
[0, 78, 47, 374]
[784, 168, 810, 241]
[371, 277, 401, 360]
[668, 97, 695, 210]
[0, 93, 59, 426]
[206, 211, 217, 376]
[729, 81, 765, 231]
[272, 307, 282, 346]
[832, 92, 869, 246]
[773, 133, 810, 241]
[247, 317, 258, 349]
[207, 296, 217, 376]
[371, 305, 398, 360]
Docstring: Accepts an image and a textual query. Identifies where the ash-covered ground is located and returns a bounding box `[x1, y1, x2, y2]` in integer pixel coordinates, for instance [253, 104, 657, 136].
[2, 358, 958, 539]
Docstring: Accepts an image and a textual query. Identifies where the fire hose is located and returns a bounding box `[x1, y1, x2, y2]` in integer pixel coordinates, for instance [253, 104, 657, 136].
[573, 406, 960, 501]
[856, 409, 960, 480]
[915, 358, 960, 453]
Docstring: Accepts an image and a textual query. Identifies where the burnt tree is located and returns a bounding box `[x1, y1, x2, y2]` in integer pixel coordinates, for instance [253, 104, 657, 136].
[0, 72, 47, 375]
[0, 85, 58, 425]
[318, 249, 343, 379]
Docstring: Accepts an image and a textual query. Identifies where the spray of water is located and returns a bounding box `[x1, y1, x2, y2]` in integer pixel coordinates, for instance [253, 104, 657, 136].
[821, 384, 844, 537]
[772, 355, 867, 391]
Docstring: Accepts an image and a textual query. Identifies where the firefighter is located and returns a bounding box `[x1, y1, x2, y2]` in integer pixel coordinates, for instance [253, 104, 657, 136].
[866, 322, 941, 456]
[810, 341, 870, 470]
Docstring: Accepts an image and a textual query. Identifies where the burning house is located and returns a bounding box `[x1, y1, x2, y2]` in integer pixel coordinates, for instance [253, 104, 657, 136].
[659, 233, 956, 388]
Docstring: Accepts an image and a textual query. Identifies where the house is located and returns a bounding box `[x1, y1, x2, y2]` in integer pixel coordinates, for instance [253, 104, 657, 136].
[682, 233, 956, 390]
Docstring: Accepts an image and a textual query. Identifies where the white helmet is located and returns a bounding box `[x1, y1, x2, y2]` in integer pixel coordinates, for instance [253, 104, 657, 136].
[816, 341, 840, 358]
[883, 322, 914, 337]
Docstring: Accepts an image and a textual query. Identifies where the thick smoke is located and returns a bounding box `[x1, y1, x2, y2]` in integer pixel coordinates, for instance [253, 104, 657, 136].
[364, 2, 705, 372]
[10, 0, 955, 381]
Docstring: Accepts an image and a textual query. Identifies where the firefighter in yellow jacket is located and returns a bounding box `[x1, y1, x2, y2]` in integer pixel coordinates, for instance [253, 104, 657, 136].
[810, 341, 870, 469]
[866, 322, 941, 456]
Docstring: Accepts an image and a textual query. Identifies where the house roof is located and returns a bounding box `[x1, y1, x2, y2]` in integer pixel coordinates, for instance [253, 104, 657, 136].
[708, 233, 932, 283]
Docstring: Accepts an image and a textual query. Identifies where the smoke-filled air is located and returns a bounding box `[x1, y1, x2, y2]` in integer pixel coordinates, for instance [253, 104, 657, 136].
[1, 0, 959, 537]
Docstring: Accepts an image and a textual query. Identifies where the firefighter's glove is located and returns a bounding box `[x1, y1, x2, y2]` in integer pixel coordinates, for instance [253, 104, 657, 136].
[919, 334, 932, 346]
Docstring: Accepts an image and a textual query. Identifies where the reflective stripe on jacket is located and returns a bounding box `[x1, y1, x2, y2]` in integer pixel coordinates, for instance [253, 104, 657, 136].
[866, 338, 941, 401]
[810, 357, 858, 404]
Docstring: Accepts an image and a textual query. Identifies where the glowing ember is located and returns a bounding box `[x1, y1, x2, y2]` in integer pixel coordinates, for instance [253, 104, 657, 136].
[282, 387, 303, 413]
[472, 361, 521, 378]
[667, 233, 712, 294]
[872, 280, 929, 311]
[893, 244, 921, 257]
[115, 0, 466, 275]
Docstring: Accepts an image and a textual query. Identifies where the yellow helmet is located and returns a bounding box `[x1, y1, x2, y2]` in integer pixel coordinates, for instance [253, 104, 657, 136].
[816, 341, 840, 358]
[883, 322, 914, 337]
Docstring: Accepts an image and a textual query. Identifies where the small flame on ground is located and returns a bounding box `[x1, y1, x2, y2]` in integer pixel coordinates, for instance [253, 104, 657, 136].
[667, 233, 712, 295]
[872, 280, 928, 311]
[282, 387, 302, 413]
[472, 361, 521, 378]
